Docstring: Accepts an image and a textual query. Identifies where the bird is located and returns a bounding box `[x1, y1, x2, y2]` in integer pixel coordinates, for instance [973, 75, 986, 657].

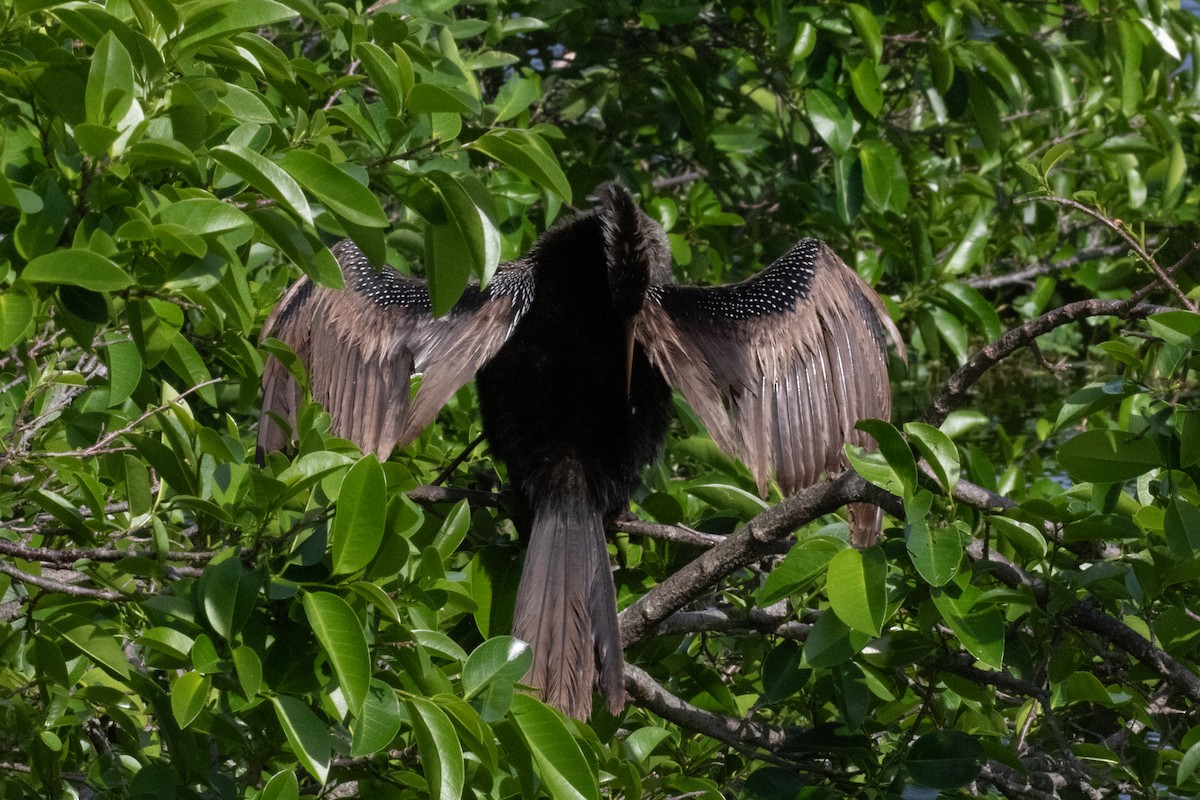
[257, 183, 903, 719]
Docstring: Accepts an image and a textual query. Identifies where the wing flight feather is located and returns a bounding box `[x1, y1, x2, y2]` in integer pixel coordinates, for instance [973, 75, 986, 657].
[637, 239, 903, 541]
[257, 240, 528, 460]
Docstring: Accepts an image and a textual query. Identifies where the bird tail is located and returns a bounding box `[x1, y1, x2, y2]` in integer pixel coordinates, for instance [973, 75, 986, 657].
[512, 497, 623, 719]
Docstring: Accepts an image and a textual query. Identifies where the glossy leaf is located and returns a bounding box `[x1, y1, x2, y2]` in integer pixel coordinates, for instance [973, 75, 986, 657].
[279, 151, 388, 228]
[407, 697, 465, 800]
[462, 636, 532, 700]
[510, 694, 599, 800]
[86, 32, 134, 126]
[0, 290, 34, 349]
[170, 671, 210, 728]
[331, 455, 387, 575]
[905, 520, 961, 587]
[23, 250, 133, 291]
[351, 680, 403, 756]
[466, 129, 572, 201]
[302, 591, 371, 716]
[209, 145, 313, 225]
[904, 422, 960, 493]
[826, 546, 888, 636]
[931, 579, 1004, 669]
[271, 696, 330, 784]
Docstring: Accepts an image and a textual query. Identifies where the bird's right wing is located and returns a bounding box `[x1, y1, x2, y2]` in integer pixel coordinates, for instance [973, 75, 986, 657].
[636, 238, 903, 502]
[258, 240, 530, 460]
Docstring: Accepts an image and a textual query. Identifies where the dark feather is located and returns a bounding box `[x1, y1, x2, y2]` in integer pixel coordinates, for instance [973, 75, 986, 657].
[637, 239, 904, 545]
[257, 240, 529, 460]
[259, 186, 903, 717]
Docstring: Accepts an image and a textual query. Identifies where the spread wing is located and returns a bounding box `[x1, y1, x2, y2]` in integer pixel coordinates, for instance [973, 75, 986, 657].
[636, 239, 903, 541]
[258, 240, 530, 460]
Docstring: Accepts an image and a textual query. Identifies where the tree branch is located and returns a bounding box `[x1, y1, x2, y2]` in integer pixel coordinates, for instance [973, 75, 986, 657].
[965, 244, 1132, 291]
[0, 560, 126, 600]
[624, 663, 789, 751]
[921, 299, 1162, 426]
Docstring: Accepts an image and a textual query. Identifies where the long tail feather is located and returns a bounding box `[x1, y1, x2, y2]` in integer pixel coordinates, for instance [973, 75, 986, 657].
[511, 499, 623, 718]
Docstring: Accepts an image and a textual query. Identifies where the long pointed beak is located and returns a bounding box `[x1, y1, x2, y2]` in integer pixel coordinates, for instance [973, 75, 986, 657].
[623, 318, 636, 402]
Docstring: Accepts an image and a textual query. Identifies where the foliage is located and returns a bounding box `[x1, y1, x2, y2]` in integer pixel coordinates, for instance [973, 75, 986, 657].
[1, 0, 1199, 798]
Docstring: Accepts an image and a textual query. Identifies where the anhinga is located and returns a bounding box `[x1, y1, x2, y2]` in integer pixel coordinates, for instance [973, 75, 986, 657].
[258, 184, 903, 719]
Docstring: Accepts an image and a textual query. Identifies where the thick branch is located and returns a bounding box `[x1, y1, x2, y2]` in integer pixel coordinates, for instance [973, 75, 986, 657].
[624, 663, 789, 751]
[619, 472, 898, 646]
[656, 605, 812, 640]
[0, 560, 125, 600]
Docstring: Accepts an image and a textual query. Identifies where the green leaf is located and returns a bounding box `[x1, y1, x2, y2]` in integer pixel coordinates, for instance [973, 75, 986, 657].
[23, 249, 133, 291]
[351, 679, 403, 756]
[0, 290, 34, 349]
[847, 4, 883, 62]
[938, 282, 1002, 342]
[1178, 740, 1200, 785]
[686, 484, 769, 521]
[48, 616, 131, 679]
[967, 74, 1001, 151]
[1057, 430, 1162, 483]
[1165, 498, 1200, 558]
[331, 455, 387, 575]
[848, 56, 883, 116]
[805, 88, 853, 155]
[988, 515, 1047, 558]
[422, 169, 498, 289]
[491, 75, 537, 123]
[803, 611, 869, 668]
[944, 207, 991, 275]
[407, 697, 466, 800]
[904, 422, 960, 493]
[859, 139, 908, 213]
[462, 636, 532, 700]
[261, 770, 299, 800]
[759, 536, 846, 604]
[856, 419, 917, 496]
[201, 555, 260, 642]
[425, 219, 472, 317]
[431, 499, 472, 562]
[466, 129, 572, 202]
[907, 730, 984, 789]
[1054, 381, 1133, 432]
[170, 0, 297, 56]
[86, 32, 134, 126]
[826, 546, 888, 636]
[906, 519, 961, 587]
[302, 592, 371, 717]
[209, 145, 313, 225]
[170, 671, 210, 728]
[355, 42, 406, 115]
[106, 338, 142, 406]
[1148, 310, 1200, 348]
[271, 696, 330, 784]
[623, 727, 672, 765]
[158, 197, 253, 239]
[1118, 20, 1143, 116]
[279, 151, 388, 228]
[232, 645, 262, 697]
[407, 83, 480, 114]
[510, 694, 599, 800]
[931, 578, 1004, 668]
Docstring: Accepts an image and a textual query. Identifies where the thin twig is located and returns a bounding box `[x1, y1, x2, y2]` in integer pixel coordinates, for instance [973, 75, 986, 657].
[1017, 195, 1197, 310]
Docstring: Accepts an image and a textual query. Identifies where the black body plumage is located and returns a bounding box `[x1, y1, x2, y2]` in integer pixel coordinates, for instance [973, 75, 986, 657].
[258, 184, 902, 718]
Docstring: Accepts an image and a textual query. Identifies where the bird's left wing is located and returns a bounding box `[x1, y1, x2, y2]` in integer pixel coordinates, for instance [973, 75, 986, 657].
[636, 238, 903, 501]
[258, 240, 530, 460]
